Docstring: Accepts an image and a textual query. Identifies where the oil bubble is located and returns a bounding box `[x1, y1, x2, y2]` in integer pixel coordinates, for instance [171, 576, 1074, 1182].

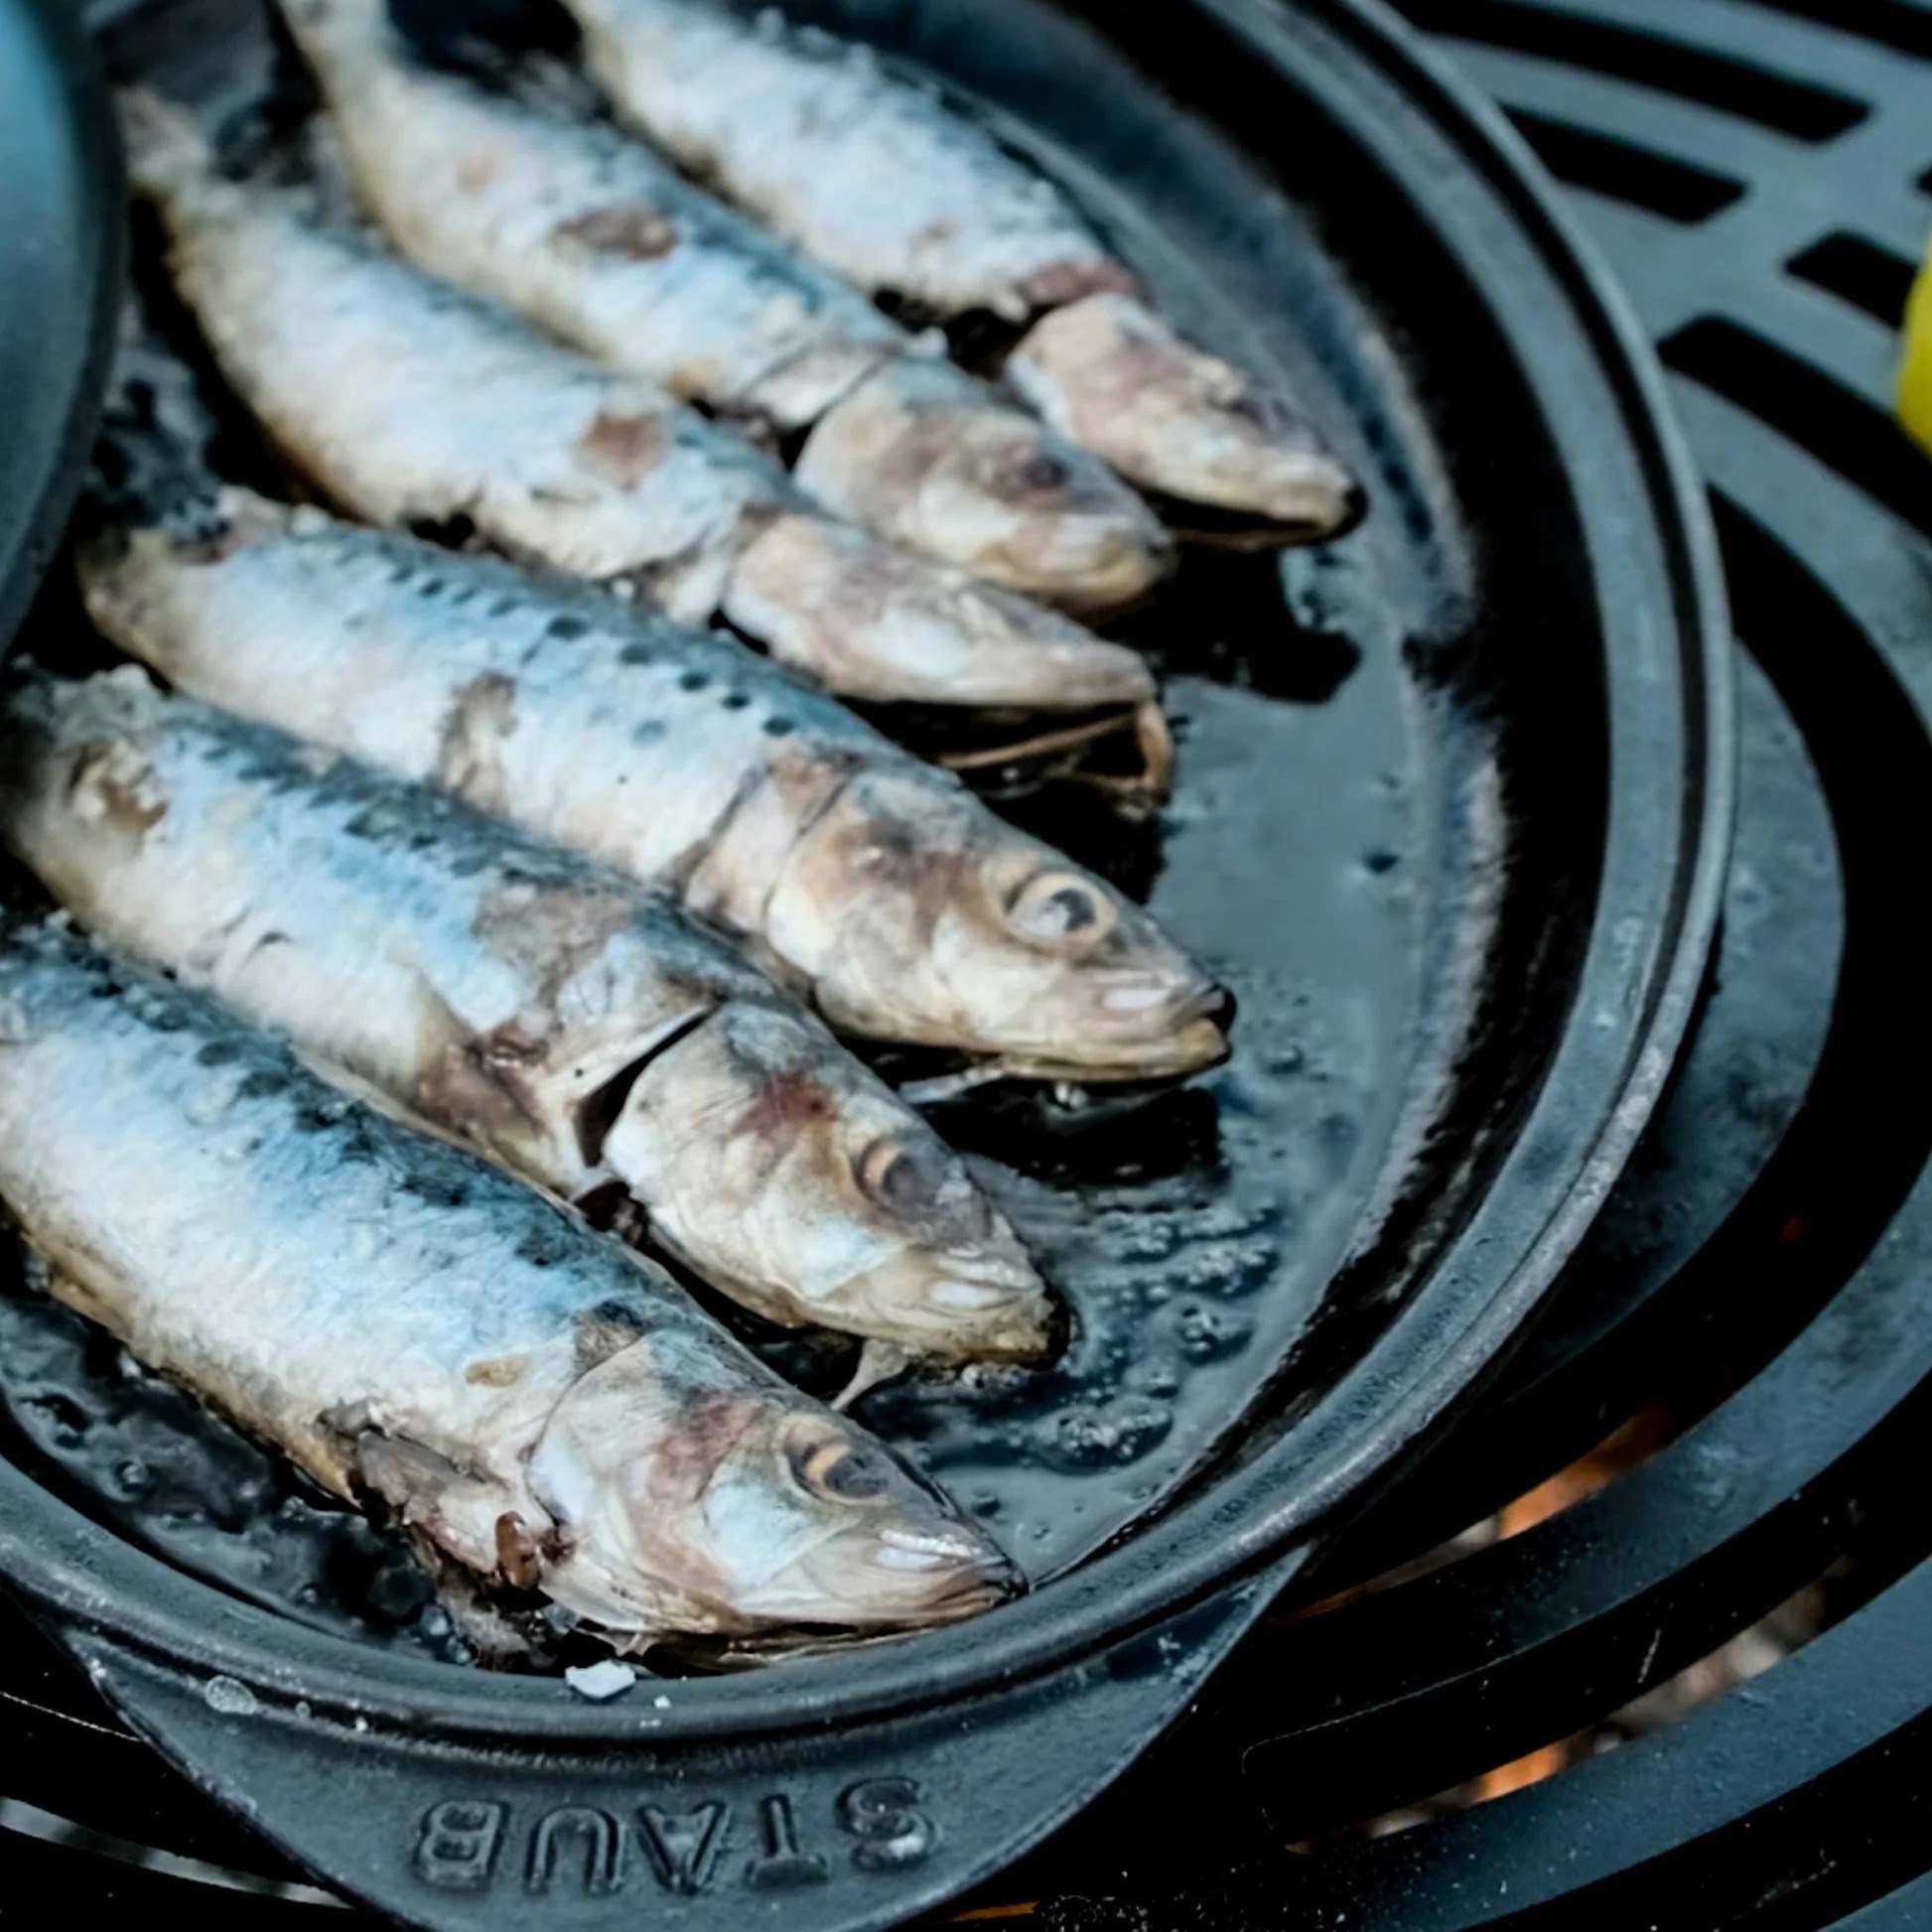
[1173, 1303, 1255, 1363]
[203, 1674, 260, 1717]
[1038, 1397, 1173, 1471]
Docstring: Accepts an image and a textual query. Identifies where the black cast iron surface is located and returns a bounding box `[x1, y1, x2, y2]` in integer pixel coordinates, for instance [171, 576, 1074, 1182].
[0, 0, 121, 649]
[17, 0, 1929, 1924]
[0, 0, 1729, 1916]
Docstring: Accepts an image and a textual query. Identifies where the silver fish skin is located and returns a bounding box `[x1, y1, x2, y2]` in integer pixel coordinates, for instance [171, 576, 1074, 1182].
[0, 669, 1052, 1362]
[78, 490, 1230, 1081]
[0, 917, 1019, 1646]
[565, 0, 1130, 322]
[280, 0, 901, 431]
[276, 0, 1171, 615]
[118, 90, 1149, 712]
[563, 0, 1358, 533]
[121, 89, 778, 622]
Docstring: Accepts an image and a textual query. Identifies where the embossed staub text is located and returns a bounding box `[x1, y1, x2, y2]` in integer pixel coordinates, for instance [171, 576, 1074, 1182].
[414, 1780, 936, 1897]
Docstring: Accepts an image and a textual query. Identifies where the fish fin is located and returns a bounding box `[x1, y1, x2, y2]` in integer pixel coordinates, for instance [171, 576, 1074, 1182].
[832, 1339, 914, 1412]
[116, 87, 215, 204]
[935, 707, 1140, 776]
[494, 1509, 545, 1590]
[349, 1426, 552, 1566]
[1058, 700, 1173, 815]
[897, 1061, 1012, 1107]
[351, 1427, 466, 1514]
[408, 1533, 553, 1668]
[935, 699, 1173, 809]
[1134, 699, 1175, 799]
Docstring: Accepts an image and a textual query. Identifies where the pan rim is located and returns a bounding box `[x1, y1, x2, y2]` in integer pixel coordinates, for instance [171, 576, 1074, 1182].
[2, 0, 1733, 1742]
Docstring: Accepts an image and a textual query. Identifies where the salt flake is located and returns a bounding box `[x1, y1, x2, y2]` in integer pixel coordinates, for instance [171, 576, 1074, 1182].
[565, 1659, 639, 1702]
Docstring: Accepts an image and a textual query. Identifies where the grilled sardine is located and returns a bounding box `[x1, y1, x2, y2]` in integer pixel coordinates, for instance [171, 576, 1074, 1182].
[118, 88, 1155, 710]
[0, 668, 1052, 1363]
[0, 917, 1019, 1648]
[277, 0, 1172, 612]
[564, 0, 1358, 533]
[78, 488, 1230, 1081]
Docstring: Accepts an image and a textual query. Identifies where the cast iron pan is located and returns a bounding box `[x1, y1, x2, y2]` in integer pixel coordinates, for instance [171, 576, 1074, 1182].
[0, 0, 1732, 1925]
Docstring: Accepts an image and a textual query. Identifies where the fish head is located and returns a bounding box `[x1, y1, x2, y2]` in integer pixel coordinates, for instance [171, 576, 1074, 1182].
[694, 1399, 1021, 1633]
[766, 767, 1232, 1080]
[925, 410, 1175, 615]
[605, 1001, 1055, 1362]
[530, 1331, 1019, 1639]
[798, 361, 1173, 615]
[724, 512, 1158, 713]
[1010, 294, 1362, 535]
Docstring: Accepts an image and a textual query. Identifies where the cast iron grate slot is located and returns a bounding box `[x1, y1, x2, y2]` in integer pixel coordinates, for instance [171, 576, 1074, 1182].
[1787, 234, 1920, 329]
[1660, 318, 1931, 541]
[1504, 109, 1747, 220]
[1406, 0, 1868, 141]
[1730, 0, 1932, 63]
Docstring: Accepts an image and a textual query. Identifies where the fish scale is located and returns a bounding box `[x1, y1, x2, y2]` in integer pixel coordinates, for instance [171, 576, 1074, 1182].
[0, 916, 1019, 1647]
[0, 667, 1054, 1362]
[77, 488, 1232, 1081]
[119, 86, 1159, 713]
[276, 0, 1173, 614]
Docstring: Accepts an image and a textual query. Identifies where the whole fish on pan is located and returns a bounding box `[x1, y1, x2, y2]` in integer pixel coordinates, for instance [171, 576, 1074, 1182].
[563, 0, 1359, 535]
[0, 917, 1020, 1650]
[277, 0, 1173, 615]
[117, 89, 1160, 717]
[77, 487, 1232, 1083]
[0, 668, 1053, 1372]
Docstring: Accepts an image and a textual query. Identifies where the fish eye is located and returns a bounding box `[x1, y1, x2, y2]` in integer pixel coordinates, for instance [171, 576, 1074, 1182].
[1016, 451, 1070, 493]
[1006, 870, 1119, 950]
[787, 1434, 892, 1504]
[856, 1136, 935, 1213]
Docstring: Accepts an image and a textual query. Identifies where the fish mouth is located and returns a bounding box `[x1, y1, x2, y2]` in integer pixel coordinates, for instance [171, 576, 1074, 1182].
[764, 1519, 1022, 1632]
[917, 1251, 1058, 1364]
[990, 979, 1234, 1084]
[1249, 455, 1365, 538]
[1045, 522, 1176, 617]
[684, 1534, 1024, 1657]
[849, 1525, 1025, 1625]
[1094, 974, 1235, 1065]
[834, 1241, 1057, 1365]
[1153, 458, 1366, 547]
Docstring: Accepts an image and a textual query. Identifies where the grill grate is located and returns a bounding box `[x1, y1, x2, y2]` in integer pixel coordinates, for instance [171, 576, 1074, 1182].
[2, 1, 1930, 1925]
[1001, 3, 1932, 1924]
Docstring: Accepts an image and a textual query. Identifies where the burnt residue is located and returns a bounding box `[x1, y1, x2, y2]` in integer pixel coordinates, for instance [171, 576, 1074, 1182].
[576, 409, 668, 486]
[551, 204, 680, 261]
[434, 671, 519, 814]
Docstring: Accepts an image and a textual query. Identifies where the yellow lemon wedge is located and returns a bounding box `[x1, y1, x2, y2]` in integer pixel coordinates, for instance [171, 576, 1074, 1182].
[1902, 241, 1932, 456]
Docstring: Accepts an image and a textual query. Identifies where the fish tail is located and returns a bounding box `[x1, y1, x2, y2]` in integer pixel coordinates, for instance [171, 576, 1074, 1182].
[115, 86, 217, 207]
[83, 405, 217, 531]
